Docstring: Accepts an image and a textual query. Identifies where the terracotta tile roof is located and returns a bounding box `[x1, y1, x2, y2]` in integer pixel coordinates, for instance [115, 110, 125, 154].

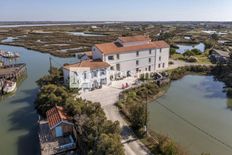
[95, 40, 169, 55]
[63, 60, 110, 70]
[118, 35, 151, 43]
[46, 106, 70, 129]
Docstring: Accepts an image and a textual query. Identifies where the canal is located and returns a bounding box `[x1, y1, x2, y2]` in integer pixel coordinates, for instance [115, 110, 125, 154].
[0, 45, 76, 155]
[149, 75, 232, 155]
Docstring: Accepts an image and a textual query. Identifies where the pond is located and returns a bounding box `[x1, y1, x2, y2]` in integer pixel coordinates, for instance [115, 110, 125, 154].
[67, 32, 107, 37]
[202, 30, 228, 35]
[149, 75, 232, 155]
[1, 37, 17, 43]
[0, 45, 77, 155]
[176, 43, 205, 54]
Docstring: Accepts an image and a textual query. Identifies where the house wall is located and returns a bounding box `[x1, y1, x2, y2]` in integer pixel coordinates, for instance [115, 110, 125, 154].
[51, 123, 73, 138]
[92, 46, 103, 60]
[103, 47, 169, 77]
[154, 48, 170, 71]
[63, 67, 110, 90]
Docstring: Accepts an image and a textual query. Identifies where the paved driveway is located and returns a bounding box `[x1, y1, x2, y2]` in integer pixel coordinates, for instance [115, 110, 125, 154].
[79, 86, 151, 155]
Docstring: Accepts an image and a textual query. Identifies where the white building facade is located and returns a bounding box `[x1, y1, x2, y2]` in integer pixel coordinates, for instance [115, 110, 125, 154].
[63, 35, 170, 90]
[63, 60, 110, 91]
[92, 35, 170, 78]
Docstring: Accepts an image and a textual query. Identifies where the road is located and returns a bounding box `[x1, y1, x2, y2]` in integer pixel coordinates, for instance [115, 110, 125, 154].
[80, 86, 151, 155]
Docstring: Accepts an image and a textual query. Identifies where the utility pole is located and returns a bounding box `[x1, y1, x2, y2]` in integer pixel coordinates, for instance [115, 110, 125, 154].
[144, 88, 148, 136]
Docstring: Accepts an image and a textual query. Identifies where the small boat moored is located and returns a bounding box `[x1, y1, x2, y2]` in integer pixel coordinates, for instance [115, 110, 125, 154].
[3, 80, 17, 94]
[0, 50, 20, 58]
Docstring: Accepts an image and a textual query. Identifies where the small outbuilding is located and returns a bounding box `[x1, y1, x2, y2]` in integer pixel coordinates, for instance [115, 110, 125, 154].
[39, 106, 76, 155]
[209, 49, 230, 64]
[46, 105, 74, 138]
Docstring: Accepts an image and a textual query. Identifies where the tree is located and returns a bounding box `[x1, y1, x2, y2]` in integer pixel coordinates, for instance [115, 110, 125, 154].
[35, 84, 69, 116]
[183, 50, 194, 57]
[37, 67, 63, 87]
[211, 33, 219, 41]
[204, 39, 215, 49]
[96, 133, 124, 155]
[129, 103, 146, 130]
[170, 48, 176, 55]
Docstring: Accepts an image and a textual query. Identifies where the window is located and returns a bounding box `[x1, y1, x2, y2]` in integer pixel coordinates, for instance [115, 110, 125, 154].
[136, 60, 139, 66]
[83, 72, 87, 79]
[159, 56, 161, 61]
[158, 64, 161, 68]
[149, 49, 152, 54]
[110, 66, 114, 70]
[92, 71, 97, 78]
[116, 64, 120, 71]
[116, 54, 120, 59]
[100, 69, 106, 76]
[108, 55, 114, 60]
[148, 66, 151, 71]
[149, 58, 151, 63]
[136, 51, 139, 56]
[136, 68, 139, 73]
[160, 49, 162, 53]
[163, 63, 165, 68]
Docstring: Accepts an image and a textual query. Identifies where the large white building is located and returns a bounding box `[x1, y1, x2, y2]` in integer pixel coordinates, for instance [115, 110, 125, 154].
[63, 35, 170, 91]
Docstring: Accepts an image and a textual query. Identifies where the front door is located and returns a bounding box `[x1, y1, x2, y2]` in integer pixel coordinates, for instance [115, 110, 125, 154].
[55, 126, 63, 137]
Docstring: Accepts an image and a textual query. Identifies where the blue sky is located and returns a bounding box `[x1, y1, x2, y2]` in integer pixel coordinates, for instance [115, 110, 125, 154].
[0, 0, 232, 21]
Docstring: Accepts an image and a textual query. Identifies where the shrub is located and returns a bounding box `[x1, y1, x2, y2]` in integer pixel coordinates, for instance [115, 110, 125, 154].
[186, 56, 198, 62]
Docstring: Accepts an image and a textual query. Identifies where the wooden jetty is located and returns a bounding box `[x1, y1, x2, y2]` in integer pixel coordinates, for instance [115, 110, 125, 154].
[0, 63, 27, 80]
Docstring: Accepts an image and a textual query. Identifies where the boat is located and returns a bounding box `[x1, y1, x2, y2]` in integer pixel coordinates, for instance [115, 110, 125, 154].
[0, 50, 20, 58]
[3, 80, 17, 94]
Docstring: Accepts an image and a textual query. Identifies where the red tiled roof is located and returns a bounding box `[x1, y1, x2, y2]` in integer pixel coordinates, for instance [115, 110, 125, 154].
[63, 60, 110, 70]
[118, 35, 151, 43]
[95, 40, 169, 55]
[46, 106, 70, 129]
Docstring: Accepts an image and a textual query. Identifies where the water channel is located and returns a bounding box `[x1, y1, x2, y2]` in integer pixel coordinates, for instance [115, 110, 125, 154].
[0, 45, 76, 155]
[149, 75, 232, 155]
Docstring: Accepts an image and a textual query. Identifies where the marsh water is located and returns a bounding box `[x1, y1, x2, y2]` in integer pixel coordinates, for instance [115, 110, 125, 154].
[149, 75, 232, 155]
[67, 32, 107, 37]
[0, 45, 77, 155]
[176, 43, 205, 54]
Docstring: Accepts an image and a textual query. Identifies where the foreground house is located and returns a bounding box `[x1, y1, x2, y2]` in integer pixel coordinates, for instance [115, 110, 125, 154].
[209, 49, 230, 64]
[63, 60, 110, 91]
[39, 106, 76, 155]
[63, 35, 170, 90]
